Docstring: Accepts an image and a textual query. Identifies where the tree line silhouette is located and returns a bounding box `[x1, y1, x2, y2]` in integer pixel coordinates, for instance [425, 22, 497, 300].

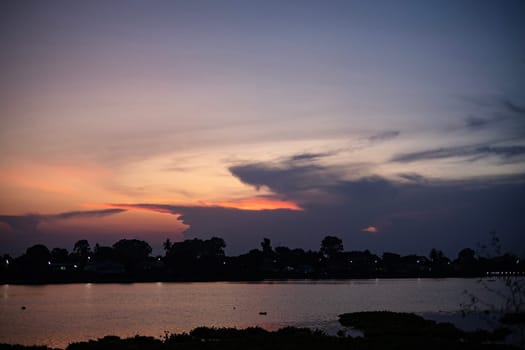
[1, 236, 523, 283]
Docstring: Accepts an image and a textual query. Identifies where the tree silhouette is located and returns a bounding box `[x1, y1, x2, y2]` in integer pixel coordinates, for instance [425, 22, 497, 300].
[320, 236, 343, 259]
[261, 238, 273, 256]
[93, 244, 114, 261]
[205, 237, 226, 257]
[458, 248, 476, 262]
[73, 240, 91, 257]
[25, 244, 51, 264]
[429, 249, 445, 263]
[113, 239, 152, 270]
[51, 248, 69, 262]
[163, 238, 173, 254]
[17, 244, 51, 276]
[1, 234, 523, 283]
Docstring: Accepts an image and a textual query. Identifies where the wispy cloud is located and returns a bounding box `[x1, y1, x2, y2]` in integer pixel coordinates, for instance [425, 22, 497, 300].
[504, 100, 525, 116]
[361, 226, 378, 234]
[289, 152, 334, 162]
[463, 97, 525, 129]
[105, 204, 177, 215]
[54, 209, 126, 220]
[367, 130, 400, 142]
[397, 173, 429, 184]
[464, 115, 491, 129]
[391, 144, 525, 163]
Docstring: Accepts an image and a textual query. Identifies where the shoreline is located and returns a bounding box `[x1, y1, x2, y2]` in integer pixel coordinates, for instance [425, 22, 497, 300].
[0, 275, 507, 286]
[0, 312, 520, 350]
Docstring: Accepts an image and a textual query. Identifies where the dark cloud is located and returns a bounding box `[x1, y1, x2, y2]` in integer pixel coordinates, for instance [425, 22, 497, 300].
[463, 96, 525, 115]
[464, 115, 490, 129]
[503, 100, 525, 116]
[229, 162, 337, 196]
[107, 203, 307, 253]
[111, 175, 525, 256]
[367, 130, 400, 142]
[111, 155, 525, 256]
[54, 209, 126, 220]
[0, 209, 126, 232]
[289, 152, 333, 162]
[228, 152, 338, 196]
[0, 214, 40, 233]
[397, 173, 429, 184]
[225, 156, 524, 255]
[460, 97, 525, 132]
[391, 144, 525, 163]
[0, 208, 128, 255]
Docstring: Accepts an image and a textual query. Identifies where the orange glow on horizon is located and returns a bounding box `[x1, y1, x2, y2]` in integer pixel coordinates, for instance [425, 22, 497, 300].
[212, 198, 303, 211]
[0, 163, 112, 192]
[99, 197, 302, 213]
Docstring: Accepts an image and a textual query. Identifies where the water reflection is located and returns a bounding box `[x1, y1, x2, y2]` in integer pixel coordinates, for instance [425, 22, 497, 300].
[2, 284, 8, 300]
[0, 279, 504, 348]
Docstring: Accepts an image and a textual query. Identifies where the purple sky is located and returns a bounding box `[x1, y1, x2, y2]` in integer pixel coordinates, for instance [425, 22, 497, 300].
[1, 0, 524, 257]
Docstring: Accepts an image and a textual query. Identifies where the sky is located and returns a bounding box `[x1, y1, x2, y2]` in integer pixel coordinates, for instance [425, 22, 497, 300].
[1, 0, 524, 257]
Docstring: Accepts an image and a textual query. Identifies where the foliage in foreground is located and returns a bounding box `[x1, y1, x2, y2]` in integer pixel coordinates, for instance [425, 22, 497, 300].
[1, 312, 521, 350]
[339, 311, 511, 345]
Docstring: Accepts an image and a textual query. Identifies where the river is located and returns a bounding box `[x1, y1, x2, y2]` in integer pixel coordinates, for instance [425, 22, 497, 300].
[0, 278, 505, 348]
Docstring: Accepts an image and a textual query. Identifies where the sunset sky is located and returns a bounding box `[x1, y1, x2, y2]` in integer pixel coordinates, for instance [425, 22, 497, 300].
[1, 0, 524, 256]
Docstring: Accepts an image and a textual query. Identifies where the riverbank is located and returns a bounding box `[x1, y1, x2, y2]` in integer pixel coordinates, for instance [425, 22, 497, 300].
[4, 274, 524, 286]
[0, 312, 521, 350]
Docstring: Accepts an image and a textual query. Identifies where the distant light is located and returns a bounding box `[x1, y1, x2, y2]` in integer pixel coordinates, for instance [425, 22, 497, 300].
[48, 261, 51, 265]
[87, 256, 91, 260]
[74, 264, 78, 268]
[416, 260, 420, 264]
[5, 259, 9, 265]
[374, 260, 378, 264]
[517, 259, 520, 264]
[157, 257, 161, 261]
[349, 260, 353, 264]
[223, 261, 226, 265]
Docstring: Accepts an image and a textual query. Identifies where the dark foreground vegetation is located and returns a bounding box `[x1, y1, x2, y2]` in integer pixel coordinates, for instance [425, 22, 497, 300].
[2, 235, 523, 283]
[0, 311, 521, 350]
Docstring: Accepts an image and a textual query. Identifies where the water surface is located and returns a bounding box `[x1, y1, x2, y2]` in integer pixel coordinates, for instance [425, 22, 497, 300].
[0, 279, 502, 348]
